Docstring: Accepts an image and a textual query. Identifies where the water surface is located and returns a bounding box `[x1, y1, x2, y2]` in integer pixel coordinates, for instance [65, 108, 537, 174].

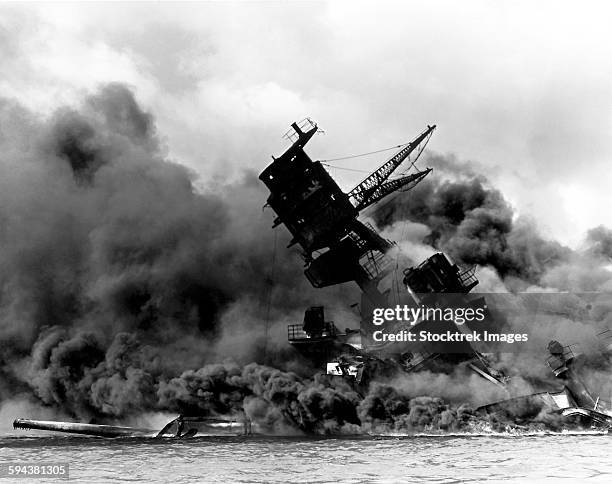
[1, 433, 610, 483]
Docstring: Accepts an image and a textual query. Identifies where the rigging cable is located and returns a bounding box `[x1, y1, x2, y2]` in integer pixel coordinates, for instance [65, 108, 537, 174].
[317, 142, 408, 163]
[320, 164, 374, 174]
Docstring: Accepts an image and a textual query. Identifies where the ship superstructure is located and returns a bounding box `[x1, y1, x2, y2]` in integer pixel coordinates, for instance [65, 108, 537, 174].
[257, 120, 612, 430]
[259, 119, 503, 386]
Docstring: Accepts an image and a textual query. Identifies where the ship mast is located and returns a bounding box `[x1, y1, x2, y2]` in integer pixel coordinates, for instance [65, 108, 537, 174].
[259, 119, 434, 290]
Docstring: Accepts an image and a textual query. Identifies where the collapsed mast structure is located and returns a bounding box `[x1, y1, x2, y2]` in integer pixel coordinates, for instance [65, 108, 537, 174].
[259, 119, 491, 383]
[259, 119, 433, 293]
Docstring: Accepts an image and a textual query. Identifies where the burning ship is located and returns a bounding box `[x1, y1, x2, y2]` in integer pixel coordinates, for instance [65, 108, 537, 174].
[13, 119, 612, 437]
[257, 118, 612, 430]
[259, 120, 489, 382]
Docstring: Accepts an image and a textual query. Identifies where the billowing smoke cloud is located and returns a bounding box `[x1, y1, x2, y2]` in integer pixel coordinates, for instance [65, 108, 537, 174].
[0, 83, 358, 423]
[357, 383, 479, 432]
[586, 225, 612, 261]
[1, 85, 611, 435]
[372, 155, 572, 287]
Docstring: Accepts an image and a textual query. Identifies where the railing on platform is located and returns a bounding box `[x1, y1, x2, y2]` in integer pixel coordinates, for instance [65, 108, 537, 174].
[288, 322, 336, 341]
[283, 118, 318, 143]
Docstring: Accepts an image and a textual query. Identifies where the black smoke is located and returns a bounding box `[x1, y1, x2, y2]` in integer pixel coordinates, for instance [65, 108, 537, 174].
[372, 157, 571, 285]
[0, 84, 357, 422]
[1, 85, 611, 434]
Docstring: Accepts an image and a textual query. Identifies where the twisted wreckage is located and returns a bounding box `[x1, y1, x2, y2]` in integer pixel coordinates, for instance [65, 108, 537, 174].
[14, 120, 612, 437]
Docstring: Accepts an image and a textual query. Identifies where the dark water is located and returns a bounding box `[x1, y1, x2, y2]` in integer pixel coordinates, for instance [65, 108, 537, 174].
[1, 433, 611, 483]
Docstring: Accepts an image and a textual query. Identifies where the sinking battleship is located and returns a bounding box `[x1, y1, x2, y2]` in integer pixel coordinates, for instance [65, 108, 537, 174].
[259, 119, 612, 430]
[260, 119, 501, 383]
[13, 119, 612, 437]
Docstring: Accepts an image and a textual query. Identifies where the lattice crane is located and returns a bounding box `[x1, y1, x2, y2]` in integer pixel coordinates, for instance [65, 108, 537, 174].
[347, 125, 435, 211]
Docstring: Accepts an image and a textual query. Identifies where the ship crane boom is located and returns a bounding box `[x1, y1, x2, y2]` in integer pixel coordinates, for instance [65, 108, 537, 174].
[358, 168, 432, 210]
[348, 124, 436, 211]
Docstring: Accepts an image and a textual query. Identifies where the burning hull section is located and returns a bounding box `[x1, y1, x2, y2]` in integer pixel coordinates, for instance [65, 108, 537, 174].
[478, 390, 612, 429]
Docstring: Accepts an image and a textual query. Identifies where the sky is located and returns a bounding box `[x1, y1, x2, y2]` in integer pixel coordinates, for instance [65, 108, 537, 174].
[1, 0, 611, 247]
